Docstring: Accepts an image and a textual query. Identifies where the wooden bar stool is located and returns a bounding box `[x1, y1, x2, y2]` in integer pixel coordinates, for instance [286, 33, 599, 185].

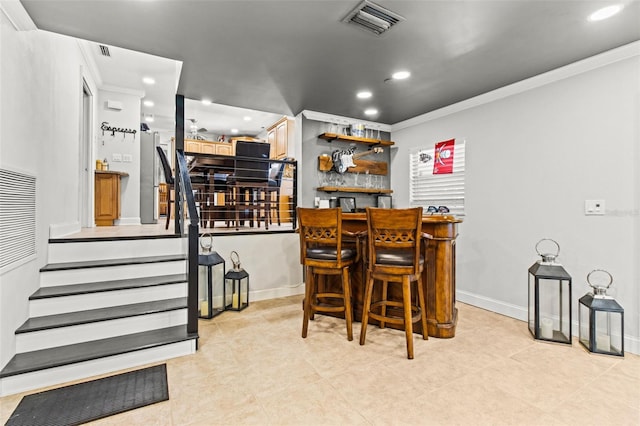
[360, 207, 431, 359]
[297, 207, 358, 341]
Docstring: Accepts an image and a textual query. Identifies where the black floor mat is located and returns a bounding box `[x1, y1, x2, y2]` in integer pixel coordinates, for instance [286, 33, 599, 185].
[5, 364, 168, 426]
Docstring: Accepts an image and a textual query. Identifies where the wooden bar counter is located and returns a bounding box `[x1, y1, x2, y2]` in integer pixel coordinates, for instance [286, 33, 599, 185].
[341, 212, 461, 338]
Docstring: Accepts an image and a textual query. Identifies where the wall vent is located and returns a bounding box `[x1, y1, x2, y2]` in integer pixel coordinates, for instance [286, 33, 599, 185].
[99, 44, 111, 57]
[342, 0, 405, 36]
[0, 169, 36, 271]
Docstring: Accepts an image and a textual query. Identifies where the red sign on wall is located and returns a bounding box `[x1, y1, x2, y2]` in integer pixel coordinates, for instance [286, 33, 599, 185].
[433, 139, 455, 174]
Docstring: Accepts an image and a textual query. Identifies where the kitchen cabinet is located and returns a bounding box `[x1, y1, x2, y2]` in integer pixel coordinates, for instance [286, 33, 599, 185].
[184, 139, 236, 156]
[95, 170, 128, 226]
[267, 117, 293, 159]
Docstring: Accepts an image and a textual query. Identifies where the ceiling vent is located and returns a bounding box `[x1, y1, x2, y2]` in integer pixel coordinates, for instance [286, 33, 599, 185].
[98, 44, 111, 57]
[342, 0, 405, 36]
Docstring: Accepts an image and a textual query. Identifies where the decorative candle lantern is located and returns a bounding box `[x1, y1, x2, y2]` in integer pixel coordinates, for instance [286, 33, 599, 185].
[579, 269, 624, 356]
[225, 251, 249, 311]
[528, 239, 572, 344]
[198, 234, 226, 319]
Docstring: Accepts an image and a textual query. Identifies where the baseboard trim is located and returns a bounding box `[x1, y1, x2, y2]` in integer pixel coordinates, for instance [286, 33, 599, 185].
[251, 284, 305, 302]
[457, 289, 639, 355]
[49, 222, 81, 239]
[115, 217, 142, 226]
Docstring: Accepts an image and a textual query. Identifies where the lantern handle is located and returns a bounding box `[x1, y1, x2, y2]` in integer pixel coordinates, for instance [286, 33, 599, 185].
[230, 250, 242, 271]
[587, 269, 613, 292]
[535, 238, 560, 263]
[200, 233, 213, 253]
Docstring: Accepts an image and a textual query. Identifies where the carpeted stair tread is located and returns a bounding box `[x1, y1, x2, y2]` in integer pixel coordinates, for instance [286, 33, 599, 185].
[40, 254, 186, 272]
[0, 326, 197, 378]
[30, 274, 187, 299]
[16, 298, 188, 333]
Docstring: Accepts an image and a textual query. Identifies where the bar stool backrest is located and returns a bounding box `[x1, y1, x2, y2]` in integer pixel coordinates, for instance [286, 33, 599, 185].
[366, 207, 423, 276]
[297, 207, 349, 269]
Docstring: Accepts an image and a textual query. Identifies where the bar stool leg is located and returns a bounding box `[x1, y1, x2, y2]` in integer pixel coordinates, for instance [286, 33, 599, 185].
[380, 280, 388, 329]
[359, 270, 374, 346]
[302, 266, 314, 338]
[342, 267, 353, 341]
[417, 278, 428, 340]
[402, 276, 414, 359]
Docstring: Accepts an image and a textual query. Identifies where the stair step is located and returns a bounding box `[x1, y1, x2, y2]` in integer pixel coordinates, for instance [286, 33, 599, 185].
[47, 235, 185, 263]
[17, 298, 187, 333]
[30, 274, 187, 300]
[0, 326, 197, 379]
[40, 254, 186, 272]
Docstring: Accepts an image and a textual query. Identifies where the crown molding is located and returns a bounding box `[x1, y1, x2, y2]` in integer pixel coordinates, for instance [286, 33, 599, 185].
[0, 0, 37, 31]
[302, 110, 392, 132]
[392, 40, 640, 132]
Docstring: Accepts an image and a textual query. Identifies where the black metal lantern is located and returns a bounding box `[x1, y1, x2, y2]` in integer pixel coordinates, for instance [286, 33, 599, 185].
[225, 251, 249, 311]
[579, 270, 624, 356]
[528, 239, 572, 344]
[198, 234, 226, 319]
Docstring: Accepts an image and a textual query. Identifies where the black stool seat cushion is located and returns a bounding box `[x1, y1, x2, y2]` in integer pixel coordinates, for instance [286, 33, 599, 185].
[307, 247, 356, 261]
[375, 249, 424, 266]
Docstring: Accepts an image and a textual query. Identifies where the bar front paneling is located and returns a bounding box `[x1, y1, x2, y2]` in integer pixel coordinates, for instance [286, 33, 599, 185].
[341, 212, 461, 338]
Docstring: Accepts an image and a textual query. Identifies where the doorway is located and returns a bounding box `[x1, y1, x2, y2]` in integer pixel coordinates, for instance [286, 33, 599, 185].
[80, 79, 93, 227]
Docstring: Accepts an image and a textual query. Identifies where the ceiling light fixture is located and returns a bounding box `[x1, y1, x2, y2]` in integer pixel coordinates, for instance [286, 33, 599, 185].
[231, 128, 239, 134]
[357, 91, 372, 99]
[144, 114, 154, 122]
[142, 77, 155, 85]
[588, 4, 623, 21]
[391, 70, 411, 80]
[243, 116, 252, 121]
[143, 100, 154, 107]
[364, 108, 378, 116]
[201, 99, 212, 106]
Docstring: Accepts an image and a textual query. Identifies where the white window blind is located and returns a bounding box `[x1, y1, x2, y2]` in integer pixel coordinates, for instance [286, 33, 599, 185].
[409, 139, 465, 216]
[0, 169, 36, 271]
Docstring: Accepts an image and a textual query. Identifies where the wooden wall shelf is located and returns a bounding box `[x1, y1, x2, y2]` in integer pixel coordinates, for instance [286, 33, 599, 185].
[317, 186, 392, 194]
[318, 133, 395, 147]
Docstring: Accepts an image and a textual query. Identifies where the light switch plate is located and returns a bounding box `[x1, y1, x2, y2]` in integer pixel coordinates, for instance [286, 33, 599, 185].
[585, 199, 605, 215]
[112, 153, 122, 162]
[122, 154, 133, 162]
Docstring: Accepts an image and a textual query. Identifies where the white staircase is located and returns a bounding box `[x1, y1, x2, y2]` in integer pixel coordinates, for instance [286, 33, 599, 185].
[0, 235, 198, 397]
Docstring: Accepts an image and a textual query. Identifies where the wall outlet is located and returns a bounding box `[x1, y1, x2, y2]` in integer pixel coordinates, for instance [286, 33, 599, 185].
[122, 154, 133, 162]
[314, 197, 320, 207]
[585, 199, 605, 215]
[112, 153, 122, 162]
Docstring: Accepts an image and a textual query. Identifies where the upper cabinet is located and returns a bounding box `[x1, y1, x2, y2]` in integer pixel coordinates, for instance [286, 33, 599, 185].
[267, 117, 293, 159]
[184, 139, 236, 156]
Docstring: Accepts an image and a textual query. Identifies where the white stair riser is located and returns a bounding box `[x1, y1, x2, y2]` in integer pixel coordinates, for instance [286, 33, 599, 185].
[48, 238, 187, 263]
[0, 340, 196, 397]
[17, 309, 188, 353]
[30, 283, 187, 317]
[40, 261, 186, 287]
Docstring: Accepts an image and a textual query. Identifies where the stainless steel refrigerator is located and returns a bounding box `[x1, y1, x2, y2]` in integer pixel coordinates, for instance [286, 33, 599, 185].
[140, 131, 161, 224]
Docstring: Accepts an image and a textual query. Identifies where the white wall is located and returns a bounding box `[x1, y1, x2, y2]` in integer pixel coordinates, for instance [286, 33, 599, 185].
[0, 6, 99, 366]
[96, 89, 142, 225]
[390, 44, 640, 353]
[209, 233, 304, 302]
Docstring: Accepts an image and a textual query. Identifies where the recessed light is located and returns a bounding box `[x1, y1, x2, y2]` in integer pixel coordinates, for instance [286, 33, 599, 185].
[357, 91, 372, 99]
[201, 99, 212, 106]
[143, 100, 154, 107]
[231, 128, 239, 134]
[142, 77, 155, 85]
[588, 5, 623, 21]
[144, 114, 154, 122]
[243, 116, 252, 121]
[391, 71, 410, 80]
[364, 108, 378, 116]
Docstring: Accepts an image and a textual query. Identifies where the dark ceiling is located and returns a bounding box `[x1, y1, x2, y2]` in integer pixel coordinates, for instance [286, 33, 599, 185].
[20, 0, 640, 125]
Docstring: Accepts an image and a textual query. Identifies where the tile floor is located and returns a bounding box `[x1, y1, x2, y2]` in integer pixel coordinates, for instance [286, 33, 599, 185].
[1, 297, 638, 425]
